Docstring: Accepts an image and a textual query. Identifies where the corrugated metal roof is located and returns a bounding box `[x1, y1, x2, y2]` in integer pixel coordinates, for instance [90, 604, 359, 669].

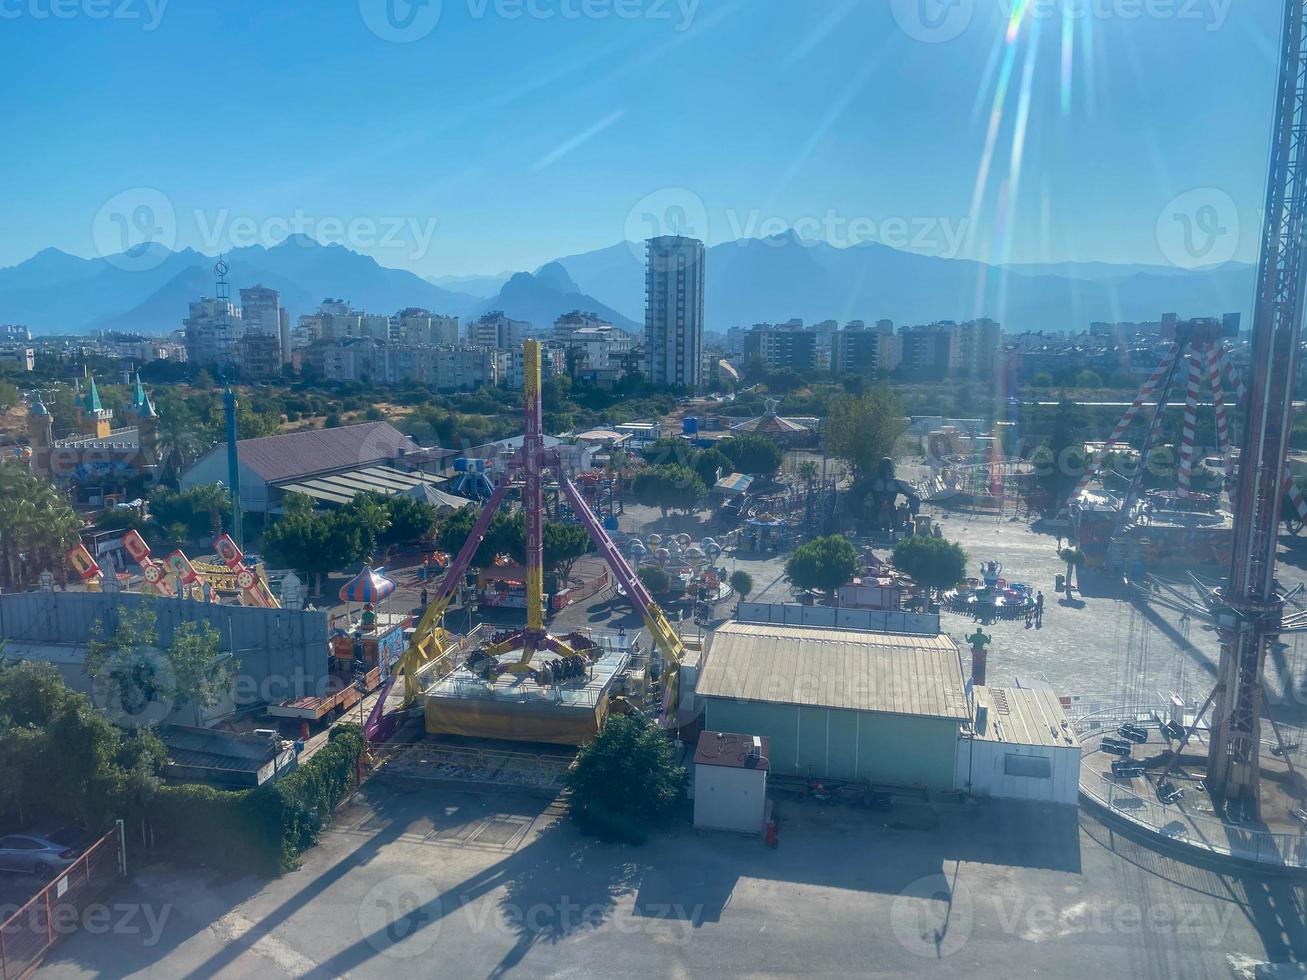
[972, 686, 1078, 748]
[279, 466, 475, 509]
[234, 422, 419, 484]
[697, 622, 968, 720]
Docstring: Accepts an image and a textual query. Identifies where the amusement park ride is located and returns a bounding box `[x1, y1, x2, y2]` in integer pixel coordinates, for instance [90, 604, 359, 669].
[369, 340, 690, 737]
[1070, 0, 1307, 819]
[65, 529, 279, 608]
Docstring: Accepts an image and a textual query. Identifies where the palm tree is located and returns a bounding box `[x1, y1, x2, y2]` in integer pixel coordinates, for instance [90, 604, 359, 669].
[155, 411, 205, 488]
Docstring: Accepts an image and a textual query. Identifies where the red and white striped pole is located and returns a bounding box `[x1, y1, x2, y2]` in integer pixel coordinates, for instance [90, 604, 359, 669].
[1068, 344, 1179, 503]
[1178, 344, 1203, 497]
[1207, 345, 1231, 474]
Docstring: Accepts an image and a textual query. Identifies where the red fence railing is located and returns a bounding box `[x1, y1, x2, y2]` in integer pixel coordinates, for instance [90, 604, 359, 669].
[0, 824, 125, 980]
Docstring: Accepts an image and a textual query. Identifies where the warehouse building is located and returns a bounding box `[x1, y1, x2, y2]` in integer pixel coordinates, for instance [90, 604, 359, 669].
[695, 622, 970, 792]
[956, 684, 1081, 805]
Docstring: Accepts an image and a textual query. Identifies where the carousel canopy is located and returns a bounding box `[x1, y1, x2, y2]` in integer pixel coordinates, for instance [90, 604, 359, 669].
[339, 566, 396, 604]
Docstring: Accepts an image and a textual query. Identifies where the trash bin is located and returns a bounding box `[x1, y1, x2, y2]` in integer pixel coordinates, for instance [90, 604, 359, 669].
[1055, 573, 1066, 592]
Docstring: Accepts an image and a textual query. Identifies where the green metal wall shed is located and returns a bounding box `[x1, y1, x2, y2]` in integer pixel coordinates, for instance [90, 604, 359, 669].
[695, 622, 970, 792]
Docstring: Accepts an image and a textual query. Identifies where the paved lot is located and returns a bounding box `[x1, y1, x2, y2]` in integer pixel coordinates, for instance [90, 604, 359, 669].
[37, 776, 1307, 978]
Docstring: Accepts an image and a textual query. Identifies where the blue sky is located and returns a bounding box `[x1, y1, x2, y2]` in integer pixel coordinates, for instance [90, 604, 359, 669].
[0, 0, 1284, 275]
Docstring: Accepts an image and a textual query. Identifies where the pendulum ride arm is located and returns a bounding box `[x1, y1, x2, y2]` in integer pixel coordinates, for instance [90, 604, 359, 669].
[368, 467, 519, 732]
[523, 340, 546, 648]
[556, 470, 688, 722]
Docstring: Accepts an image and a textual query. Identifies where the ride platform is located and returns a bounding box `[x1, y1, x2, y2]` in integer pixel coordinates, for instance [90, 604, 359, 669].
[422, 632, 636, 746]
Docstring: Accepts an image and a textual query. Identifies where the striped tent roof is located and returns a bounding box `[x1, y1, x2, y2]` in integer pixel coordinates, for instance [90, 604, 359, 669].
[339, 566, 396, 604]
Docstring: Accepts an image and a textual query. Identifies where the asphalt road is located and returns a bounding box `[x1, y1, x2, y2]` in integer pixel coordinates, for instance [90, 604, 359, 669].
[36, 777, 1307, 978]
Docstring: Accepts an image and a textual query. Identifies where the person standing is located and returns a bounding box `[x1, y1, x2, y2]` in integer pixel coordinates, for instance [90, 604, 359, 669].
[1035, 590, 1045, 626]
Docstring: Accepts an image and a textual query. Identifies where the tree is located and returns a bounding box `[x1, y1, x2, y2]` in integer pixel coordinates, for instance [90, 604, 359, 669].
[0, 659, 164, 829]
[693, 447, 730, 489]
[1076, 369, 1104, 389]
[263, 510, 362, 594]
[729, 570, 754, 602]
[565, 714, 685, 843]
[720, 434, 783, 477]
[784, 534, 859, 600]
[825, 388, 908, 481]
[892, 535, 968, 604]
[630, 465, 706, 516]
[84, 601, 237, 728]
[380, 495, 439, 547]
[638, 565, 672, 597]
[0, 466, 82, 588]
[343, 493, 392, 561]
[1032, 397, 1087, 516]
[544, 522, 592, 582]
[150, 483, 230, 540]
[0, 380, 18, 411]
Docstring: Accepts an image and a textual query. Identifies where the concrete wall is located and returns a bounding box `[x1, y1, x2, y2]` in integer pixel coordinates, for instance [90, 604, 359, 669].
[955, 738, 1081, 805]
[737, 602, 939, 635]
[693, 764, 767, 834]
[703, 697, 958, 791]
[0, 591, 330, 713]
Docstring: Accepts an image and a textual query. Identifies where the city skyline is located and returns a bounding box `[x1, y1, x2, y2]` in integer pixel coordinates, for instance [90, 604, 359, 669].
[0, 1, 1284, 277]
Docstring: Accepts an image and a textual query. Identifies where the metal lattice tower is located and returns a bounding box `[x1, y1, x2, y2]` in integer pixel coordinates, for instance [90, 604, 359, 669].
[1208, 0, 1307, 812]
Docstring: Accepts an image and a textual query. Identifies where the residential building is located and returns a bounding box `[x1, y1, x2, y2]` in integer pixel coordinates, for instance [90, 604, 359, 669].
[0, 346, 36, 372]
[0, 324, 32, 341]
[898, 323, 953, 377]
[553, 310, 609, 344]
[948, 318, 1001, 376]
[239, 285, 282, 337]
[645, 235, 705, 390]
[743, 323, 817, 372]
[183, 296, 243, 369]
[397, 308, 459, 346]
[467, 311, 528, 349]
[831, 324, 899, 374]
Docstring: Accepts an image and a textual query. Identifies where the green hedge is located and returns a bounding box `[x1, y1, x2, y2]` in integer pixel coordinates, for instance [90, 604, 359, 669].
[150, 725, 365, 875]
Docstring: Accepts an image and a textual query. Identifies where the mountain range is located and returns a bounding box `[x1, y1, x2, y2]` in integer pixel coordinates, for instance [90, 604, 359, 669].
[0, 232, 1255, 337]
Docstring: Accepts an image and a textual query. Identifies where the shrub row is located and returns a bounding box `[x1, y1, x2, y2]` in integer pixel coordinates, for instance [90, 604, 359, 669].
[150, 725, 364, 875]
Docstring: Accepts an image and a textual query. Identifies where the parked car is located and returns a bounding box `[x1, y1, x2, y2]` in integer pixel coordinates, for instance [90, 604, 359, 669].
[0, 828, 91, 877]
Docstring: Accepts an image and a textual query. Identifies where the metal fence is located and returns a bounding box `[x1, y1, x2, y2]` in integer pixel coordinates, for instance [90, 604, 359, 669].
[0, 824, 126, 980]
[1073, 710, 1307, 869]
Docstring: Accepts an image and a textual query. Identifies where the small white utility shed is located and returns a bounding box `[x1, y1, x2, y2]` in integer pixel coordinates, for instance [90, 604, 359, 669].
[956, 685, 1081, 806]
[693, 731, 770, 834]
